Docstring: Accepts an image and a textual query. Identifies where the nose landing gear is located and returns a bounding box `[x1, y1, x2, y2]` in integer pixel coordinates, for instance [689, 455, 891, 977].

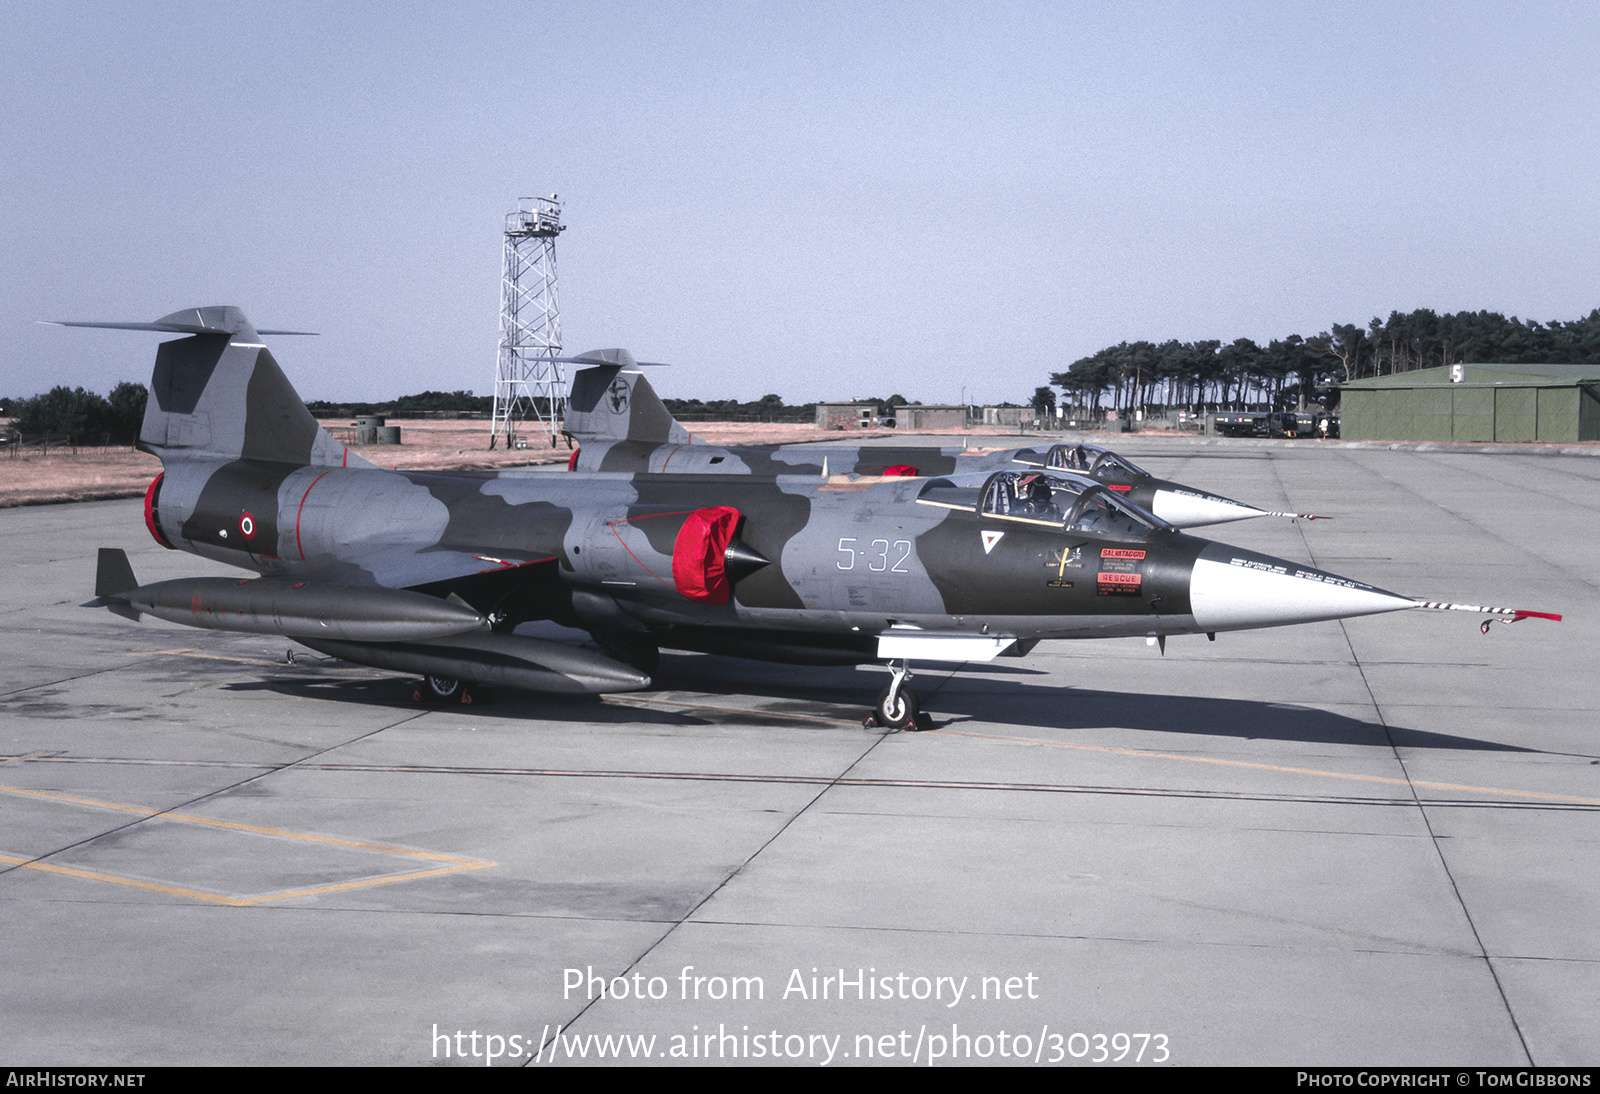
[864, 660, 932, 731]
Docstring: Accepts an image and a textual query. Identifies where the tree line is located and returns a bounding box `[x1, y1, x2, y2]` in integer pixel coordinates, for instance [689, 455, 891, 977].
[305, 390, 495, 418]
[3, 385, 503, 444]
[662, 394, 819, 422]
[1049, 308, 1600, 413]
[18, 309, 1592, 441]
[4, 383, 147, 445]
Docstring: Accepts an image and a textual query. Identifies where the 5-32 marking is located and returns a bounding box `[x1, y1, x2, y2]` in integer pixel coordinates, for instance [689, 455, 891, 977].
[837, 537, 912, 573]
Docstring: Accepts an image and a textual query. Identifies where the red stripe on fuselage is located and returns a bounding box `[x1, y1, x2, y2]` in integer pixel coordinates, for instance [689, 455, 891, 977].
[294, 470, 335, 561]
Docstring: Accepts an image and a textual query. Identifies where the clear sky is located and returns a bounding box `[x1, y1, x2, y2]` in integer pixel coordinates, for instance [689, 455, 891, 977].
[4, 1, 1597, 406]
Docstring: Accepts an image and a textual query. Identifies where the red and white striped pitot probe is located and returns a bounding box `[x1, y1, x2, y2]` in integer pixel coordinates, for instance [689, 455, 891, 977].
[1412, 600, 1564, 634]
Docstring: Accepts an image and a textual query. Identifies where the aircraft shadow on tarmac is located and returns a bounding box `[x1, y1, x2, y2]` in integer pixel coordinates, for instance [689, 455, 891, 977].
[224, 650, 1553, 757]
[659, 655, 1547, 755]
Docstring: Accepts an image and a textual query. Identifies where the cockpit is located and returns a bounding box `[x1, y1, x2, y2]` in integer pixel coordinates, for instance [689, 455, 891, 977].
[1039, 444, 1150, 481]
[981, 470, 1080, 523]
[918, 470, 1165, 538]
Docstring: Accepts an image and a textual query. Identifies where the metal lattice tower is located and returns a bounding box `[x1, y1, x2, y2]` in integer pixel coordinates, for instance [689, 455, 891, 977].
[491, 196, 565, 449]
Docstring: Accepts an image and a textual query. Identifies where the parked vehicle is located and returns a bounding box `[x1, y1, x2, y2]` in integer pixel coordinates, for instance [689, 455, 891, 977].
[1211, 411, 1268, 437]
[1265, 411, 1317, 438]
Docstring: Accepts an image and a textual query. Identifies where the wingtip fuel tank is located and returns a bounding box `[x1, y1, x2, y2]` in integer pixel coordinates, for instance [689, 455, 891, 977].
[96, 549, 491, 642]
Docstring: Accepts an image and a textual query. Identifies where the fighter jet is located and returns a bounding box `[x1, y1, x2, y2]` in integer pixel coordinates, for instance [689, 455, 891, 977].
[563, 362, 1319, 528]
[72, 308, 1557, 728]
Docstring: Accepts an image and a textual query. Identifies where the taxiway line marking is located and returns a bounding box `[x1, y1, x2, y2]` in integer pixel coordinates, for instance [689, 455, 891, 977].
[225, 863, 491, 906]
[0, 851, 490, 907]
[0, 783, 491, 864]
[0, 851, 257, 905]
[930, 730, 1600, 807]
[0, 786, 496, 870]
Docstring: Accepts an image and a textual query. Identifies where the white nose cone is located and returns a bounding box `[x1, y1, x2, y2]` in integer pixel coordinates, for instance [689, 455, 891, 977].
[1190, 545, 1416, 631]
[1151, 489, 1265, 528]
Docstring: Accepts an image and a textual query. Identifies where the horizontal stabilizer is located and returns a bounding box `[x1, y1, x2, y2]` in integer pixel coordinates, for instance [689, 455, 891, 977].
[45, 320, 317, 335]
[551, 349, 668, 369]
[45, 305, 316, 336]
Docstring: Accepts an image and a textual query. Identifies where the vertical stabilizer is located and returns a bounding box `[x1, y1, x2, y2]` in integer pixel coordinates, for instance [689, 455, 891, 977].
[94, 548, 139, 599]
[562, 353, 690, 446]
[135, 306, 361, 468]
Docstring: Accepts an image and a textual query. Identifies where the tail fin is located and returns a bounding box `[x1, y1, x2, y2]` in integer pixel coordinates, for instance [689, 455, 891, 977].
[139, 306, 356, 467]
[95, 547, 138, 599]
[562, 351, 690, 446]
[53, 306, 359, 469]
[93, 548, 142, 621]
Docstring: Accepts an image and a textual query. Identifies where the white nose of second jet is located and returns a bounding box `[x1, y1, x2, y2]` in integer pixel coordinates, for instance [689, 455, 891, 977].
[1150, 489, 1265, 528]
[1189, 544, 1417, 631]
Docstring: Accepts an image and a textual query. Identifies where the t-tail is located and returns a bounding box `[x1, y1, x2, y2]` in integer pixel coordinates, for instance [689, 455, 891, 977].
[51, 305, 370, 565]
[561, 350, 689, 464]
[52, 305, 359, 469]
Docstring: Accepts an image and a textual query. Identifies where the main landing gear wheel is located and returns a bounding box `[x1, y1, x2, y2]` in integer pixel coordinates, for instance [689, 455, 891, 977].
[425, 674, 461, 700]
[413, 675, 486, 705]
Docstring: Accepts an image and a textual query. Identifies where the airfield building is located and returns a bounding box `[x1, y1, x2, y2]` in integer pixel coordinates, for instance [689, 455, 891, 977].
[896, 405, 968, 430]
[1339, 363, 1600, 443]
[816, 402, 879, 430]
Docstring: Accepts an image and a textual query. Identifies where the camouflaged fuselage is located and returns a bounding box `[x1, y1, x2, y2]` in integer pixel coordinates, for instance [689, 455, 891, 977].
[150, 461, 1221, 648]
[94, 308, 1421, 688]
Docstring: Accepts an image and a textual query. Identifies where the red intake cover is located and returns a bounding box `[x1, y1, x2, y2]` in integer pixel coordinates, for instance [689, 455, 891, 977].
[671, 506, 741, 605]
[883, 465, 918, 477]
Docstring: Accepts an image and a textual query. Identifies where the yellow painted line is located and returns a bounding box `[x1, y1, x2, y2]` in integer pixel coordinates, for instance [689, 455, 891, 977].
[932, 730, 1600, 807]
[0, 852, 491, 907]
[0, 784, 494, 905]
[0, 784, 490, 864]
[238, 864, 489, 906]
[0, 852, 255, 906]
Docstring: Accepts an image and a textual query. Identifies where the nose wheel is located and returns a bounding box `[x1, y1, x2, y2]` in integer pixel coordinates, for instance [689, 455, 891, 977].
[865, 660, 931, 731]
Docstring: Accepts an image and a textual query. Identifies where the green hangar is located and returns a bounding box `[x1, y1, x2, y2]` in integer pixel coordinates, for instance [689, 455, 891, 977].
[1339, 363, 1600, 443]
